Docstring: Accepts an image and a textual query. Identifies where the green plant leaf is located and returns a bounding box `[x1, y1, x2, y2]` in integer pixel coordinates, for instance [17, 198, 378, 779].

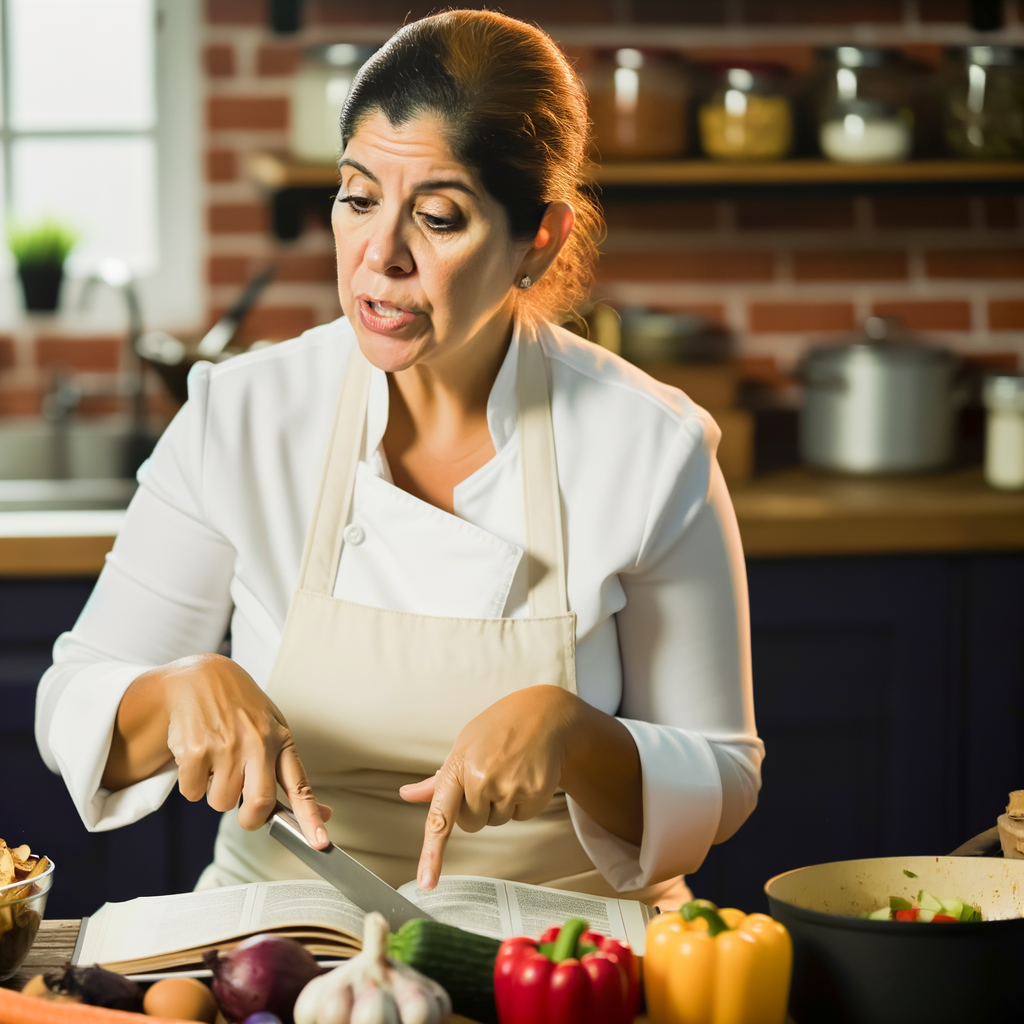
[6, 217, 80, 268]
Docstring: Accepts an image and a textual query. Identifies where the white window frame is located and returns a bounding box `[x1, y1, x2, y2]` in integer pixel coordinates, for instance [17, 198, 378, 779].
[0, 0, 202, 334]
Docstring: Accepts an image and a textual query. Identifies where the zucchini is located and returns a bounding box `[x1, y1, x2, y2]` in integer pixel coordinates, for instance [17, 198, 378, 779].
[388, 918, 501, 1024]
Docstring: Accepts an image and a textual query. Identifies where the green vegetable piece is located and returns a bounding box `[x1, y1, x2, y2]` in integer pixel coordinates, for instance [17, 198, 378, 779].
[388, 918, 501, 1024]
[939, 898, 964, 918]
[918, 909, 936, 922]
[903, 870, 918, 879]
[960, 904, 982, 922]
[889, 897, 913, 912]
[918, 891, 943, 913]
[868, 907, 892, 921]
[551, 918, 590, 962]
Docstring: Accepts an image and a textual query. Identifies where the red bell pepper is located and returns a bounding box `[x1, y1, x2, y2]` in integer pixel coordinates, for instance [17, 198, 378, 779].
[493, 917, 639, 1024]
[894, 908, 920, 922]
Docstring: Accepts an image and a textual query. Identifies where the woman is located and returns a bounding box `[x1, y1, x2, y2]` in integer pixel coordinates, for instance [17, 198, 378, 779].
[36, 10, 762, 906]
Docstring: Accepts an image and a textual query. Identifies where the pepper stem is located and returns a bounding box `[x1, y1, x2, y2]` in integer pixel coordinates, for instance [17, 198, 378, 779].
[550, 918, 590, 962]
[681, 901, 732, 937]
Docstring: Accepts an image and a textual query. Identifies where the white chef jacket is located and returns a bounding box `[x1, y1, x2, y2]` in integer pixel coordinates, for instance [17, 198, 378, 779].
[35, 316, 763, 893]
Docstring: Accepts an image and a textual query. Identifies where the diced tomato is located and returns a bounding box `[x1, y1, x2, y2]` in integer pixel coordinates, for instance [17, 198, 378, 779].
[894, 908, 920, 921]
[932, 914, 958, 923]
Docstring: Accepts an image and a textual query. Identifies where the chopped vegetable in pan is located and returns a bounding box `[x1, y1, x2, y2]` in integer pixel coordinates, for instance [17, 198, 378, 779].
[859, 890, 982, 922]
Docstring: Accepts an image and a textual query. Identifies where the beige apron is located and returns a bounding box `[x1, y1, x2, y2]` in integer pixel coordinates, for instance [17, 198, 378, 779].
[198, 327, 686, 906]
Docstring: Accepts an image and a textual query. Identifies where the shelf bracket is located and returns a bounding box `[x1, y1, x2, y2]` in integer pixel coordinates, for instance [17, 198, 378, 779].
[271, 187, 334, 241]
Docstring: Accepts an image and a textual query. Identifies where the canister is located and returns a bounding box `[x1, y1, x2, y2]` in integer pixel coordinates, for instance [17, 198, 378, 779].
[291, 44, 377, 163]
[983, 374, 1024, 490]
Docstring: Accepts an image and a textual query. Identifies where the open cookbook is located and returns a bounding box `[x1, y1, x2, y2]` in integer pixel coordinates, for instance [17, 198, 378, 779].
[73, 875, 655, 975]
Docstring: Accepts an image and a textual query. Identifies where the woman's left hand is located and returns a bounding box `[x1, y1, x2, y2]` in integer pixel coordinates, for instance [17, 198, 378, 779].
[399, 684, 643, 889]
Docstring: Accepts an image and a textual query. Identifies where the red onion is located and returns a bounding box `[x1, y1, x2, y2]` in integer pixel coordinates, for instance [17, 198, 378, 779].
[203, 935, 321, 1024]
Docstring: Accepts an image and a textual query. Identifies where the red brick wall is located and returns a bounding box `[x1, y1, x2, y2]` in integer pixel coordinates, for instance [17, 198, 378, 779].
[201, 0, 1024, 372]
[4, 0, 1019, 418]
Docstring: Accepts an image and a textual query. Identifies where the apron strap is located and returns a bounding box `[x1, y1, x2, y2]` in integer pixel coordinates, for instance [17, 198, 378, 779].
[300, 329, 568, 616]
[297, 346, 371, 594]
[518, 328, 569, 619]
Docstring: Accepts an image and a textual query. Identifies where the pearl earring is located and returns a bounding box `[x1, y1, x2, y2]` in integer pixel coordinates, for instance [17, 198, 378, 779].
[518, 275, 533, 290]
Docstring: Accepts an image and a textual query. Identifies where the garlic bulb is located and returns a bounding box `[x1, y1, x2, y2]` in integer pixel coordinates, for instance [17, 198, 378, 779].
[294, 913, 450, 1024]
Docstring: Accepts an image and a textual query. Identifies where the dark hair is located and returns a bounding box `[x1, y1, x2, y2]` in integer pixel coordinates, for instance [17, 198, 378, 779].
[339, 9, 603, 322]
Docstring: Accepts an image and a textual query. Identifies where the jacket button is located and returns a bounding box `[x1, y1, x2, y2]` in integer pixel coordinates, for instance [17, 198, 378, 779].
[343, 524, 365, 546]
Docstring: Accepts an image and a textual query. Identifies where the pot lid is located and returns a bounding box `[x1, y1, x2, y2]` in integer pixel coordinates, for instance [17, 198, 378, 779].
[804, 316, 956, 364]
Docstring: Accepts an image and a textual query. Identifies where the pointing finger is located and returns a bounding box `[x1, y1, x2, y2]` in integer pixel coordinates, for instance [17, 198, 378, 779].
[277, 741, 329, 849]
[417, 768, 464, 890]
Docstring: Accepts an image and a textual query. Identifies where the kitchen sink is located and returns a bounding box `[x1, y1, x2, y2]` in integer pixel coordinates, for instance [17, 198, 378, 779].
[0, 418, 161, 511]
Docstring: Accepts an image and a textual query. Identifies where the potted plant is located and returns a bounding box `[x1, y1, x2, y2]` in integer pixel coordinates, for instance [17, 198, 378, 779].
[6, 218, 79, 313]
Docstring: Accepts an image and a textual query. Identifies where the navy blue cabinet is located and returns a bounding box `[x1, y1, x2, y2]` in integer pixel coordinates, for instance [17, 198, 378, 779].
[688, 553, 1024, 912]
[3, 554, 1023, 919]
[0, 579, 220, 919]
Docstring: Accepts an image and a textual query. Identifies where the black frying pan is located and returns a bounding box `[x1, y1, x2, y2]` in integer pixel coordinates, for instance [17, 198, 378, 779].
[765, 849, 1024, 1024]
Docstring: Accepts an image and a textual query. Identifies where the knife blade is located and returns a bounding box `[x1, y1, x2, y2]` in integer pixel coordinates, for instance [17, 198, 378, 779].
[268, 802, 434, 930]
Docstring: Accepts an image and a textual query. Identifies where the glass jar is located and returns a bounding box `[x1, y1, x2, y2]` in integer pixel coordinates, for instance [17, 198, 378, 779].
[699, 62, 793, 161]
[290, 44, 377, 163]
[984, 374, 1024, 490]
[584, 48, 689, 159]
[816, 46, 915, 162]
[943, 46, 1024, 159]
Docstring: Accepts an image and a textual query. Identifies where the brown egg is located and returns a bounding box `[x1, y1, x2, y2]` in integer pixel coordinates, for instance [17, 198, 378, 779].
[143, 978, 219, 1022]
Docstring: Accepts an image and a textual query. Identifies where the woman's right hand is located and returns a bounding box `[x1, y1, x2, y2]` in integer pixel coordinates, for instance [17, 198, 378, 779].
[102, 653, 330, 848]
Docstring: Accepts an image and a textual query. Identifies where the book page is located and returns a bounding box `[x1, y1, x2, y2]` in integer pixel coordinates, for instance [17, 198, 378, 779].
[398, 876, 512, 940]
[78, 885, 257, 965]
[399, 876, 649, 954]
[77, 880, 363, 966]
[252, 880, 365, 936]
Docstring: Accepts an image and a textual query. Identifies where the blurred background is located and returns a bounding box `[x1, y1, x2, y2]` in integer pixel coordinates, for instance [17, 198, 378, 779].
[0, 0, 1023, 919]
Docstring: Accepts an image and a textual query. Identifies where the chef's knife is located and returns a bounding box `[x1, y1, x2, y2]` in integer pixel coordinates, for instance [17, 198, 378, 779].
[269, 802, 434, 929]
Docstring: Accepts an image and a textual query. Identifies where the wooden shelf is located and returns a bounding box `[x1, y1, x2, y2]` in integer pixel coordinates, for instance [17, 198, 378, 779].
[250, 151, 1024, 192]
[249, 151, 339, 189]
[592, 158, 1024, 188]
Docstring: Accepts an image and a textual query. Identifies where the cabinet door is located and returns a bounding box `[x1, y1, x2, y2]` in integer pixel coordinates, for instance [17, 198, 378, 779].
[688, 556, 959, 913]
[0, 579, 220, 919]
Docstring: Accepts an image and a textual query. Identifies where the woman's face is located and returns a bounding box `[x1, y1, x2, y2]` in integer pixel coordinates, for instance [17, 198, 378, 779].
[333, 109, 532, 374]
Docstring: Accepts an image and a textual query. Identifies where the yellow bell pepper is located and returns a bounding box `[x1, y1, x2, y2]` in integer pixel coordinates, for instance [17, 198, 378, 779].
[644, 899, 792, 1024]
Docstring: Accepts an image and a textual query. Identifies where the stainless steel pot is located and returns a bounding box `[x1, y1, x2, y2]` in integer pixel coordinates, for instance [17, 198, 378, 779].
[800, 325, 962, 473]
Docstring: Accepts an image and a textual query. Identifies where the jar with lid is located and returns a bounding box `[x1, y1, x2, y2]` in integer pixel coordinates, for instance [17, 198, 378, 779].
[984, 374, 1024, 490]
[699, 62, 793, 160]
[943, 46, 1024, 159]
[816, 46, 915, 162]
[291, 44, 377, 163]
[584, 48, 689, 159]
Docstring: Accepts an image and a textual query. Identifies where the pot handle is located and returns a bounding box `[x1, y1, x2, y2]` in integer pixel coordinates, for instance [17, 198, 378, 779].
[947, 826, 1001, 858]
[951, 378, 972, 410]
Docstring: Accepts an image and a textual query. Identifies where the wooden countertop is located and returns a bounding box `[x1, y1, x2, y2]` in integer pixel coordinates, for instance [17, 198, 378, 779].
[0, 510, 125, 577]
[3, 919, 82, 991]
[0, 469, 1021, 576]
[732, 466, 1024, 557]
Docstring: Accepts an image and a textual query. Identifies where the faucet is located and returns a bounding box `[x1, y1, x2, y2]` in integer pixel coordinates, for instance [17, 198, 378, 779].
[42, 258, 151, 477]
[79, 258, 147, 434]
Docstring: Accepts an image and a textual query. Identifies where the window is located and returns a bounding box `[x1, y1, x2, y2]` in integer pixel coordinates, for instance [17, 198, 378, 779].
[0, 0, 201, 330]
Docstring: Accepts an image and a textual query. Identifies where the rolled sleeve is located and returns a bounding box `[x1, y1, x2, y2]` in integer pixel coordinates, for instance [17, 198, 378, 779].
[45, 654, 177, 831]
[582, 408, 763, 890]
[35, 366, 236, 833]
[567, 719, 724, 892]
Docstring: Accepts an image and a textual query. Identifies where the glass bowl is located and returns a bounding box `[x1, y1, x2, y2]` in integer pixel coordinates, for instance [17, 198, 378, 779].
[0, 856, 55, 982]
